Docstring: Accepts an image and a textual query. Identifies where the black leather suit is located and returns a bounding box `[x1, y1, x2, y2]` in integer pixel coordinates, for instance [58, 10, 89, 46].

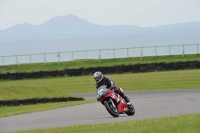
[95, 76, 130, 103]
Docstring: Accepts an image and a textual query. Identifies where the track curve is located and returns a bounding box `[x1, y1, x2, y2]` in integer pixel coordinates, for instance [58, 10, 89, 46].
[0, 89, 200, 132]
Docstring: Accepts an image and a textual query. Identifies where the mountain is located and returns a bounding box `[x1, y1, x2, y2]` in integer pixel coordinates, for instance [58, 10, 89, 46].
[0, 14, 200, 57]
[0, 14, 143, 42]
[2, 14, 199, 43]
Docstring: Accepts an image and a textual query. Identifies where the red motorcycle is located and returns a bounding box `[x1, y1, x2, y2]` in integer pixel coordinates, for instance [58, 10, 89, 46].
[97, 85, 135, 117]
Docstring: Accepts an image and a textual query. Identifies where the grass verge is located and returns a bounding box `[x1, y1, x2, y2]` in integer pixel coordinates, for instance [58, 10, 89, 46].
[0, 69, 199, 118]
[0, 100, 96, 118]
[11, 113, 200, 133]
[0, 54, 200, 73]
[0, 69, 200, 100]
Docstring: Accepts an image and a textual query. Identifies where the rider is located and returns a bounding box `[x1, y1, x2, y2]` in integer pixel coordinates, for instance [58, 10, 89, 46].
[94, 71, 131, 105]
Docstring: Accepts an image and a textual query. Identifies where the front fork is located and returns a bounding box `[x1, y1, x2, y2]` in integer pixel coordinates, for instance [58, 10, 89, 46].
[110, 98, 117, 109]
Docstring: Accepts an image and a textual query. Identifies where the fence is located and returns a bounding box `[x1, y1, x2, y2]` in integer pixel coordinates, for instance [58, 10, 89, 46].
[1, 44, 200, 66]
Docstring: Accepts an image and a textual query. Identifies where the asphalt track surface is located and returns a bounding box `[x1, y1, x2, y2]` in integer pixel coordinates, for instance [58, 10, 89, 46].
[0, 89, 200, 132]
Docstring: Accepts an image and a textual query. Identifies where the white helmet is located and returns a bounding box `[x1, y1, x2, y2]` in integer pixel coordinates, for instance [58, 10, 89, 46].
[94, 71, 103, 83]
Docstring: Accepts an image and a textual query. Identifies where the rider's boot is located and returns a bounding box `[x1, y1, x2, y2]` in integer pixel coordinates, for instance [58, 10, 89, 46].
[124, 95, 131, 106]
[115, 88, 132, 106]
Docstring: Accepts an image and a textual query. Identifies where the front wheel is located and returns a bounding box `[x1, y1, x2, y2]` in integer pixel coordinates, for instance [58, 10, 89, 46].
[125, 104, 135, 116]
[104, 101, 119, 117]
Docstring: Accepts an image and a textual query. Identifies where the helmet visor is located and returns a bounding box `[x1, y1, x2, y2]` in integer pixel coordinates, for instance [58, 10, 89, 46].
[94, 77, 100, 82]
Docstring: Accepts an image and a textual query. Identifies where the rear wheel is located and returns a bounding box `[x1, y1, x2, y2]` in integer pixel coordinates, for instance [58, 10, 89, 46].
[125, 104, 135, 116]
[104, 101, 119, 117]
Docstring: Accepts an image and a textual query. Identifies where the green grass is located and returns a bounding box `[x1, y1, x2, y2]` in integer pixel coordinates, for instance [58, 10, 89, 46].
[11, 113, 200, 133]
[1, 55, 199, 132]
[0, 54, 200, 73]
[1, 69, 200, 118]
[0, 100, 96, 118]
[1, 69, 200, 100]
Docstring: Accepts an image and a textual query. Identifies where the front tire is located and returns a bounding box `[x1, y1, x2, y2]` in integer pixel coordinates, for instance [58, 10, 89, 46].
[104, 101, 119, 117]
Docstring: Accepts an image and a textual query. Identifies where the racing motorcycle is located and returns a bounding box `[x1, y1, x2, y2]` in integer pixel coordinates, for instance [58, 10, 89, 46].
[96, 85, 135, 117]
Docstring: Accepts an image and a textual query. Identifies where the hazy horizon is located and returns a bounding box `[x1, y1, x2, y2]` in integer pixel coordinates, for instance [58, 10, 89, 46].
[1, 0, 200, 65]
[1, 0, 200, 30]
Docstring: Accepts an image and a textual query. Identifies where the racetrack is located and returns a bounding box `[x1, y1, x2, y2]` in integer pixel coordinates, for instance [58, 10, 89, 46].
[0, 89, 200, 132]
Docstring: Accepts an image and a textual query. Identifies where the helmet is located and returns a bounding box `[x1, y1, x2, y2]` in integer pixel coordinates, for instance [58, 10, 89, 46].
[94, 71, 103, 83]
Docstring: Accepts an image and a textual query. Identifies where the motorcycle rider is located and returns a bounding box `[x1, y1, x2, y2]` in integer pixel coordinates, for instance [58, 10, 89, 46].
[94, 71, 131, 105]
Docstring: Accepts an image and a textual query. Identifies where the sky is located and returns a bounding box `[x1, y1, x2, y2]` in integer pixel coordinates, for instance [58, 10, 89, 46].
[0, 0, 200, 30]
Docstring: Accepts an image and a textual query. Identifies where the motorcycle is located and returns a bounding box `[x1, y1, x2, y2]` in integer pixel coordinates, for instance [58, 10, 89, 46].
[96, 85, 135, 117]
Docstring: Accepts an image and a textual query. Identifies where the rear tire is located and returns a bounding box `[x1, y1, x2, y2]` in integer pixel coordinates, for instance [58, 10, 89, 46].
[104, 101, 119, 117]
[126, 104, 135, 116]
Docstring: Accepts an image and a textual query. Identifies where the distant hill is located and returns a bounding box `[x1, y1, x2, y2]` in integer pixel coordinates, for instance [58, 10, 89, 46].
[0, 14, 200, 57]
[0, 14, 200, 42]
